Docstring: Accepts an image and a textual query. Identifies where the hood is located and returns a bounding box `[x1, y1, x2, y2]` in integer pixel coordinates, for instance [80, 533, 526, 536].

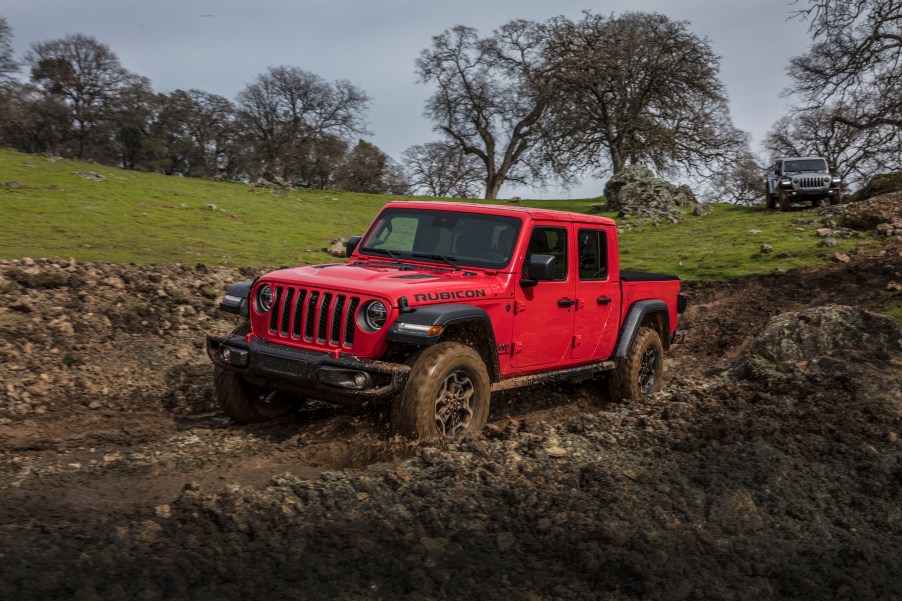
[260, 262, 510, 307]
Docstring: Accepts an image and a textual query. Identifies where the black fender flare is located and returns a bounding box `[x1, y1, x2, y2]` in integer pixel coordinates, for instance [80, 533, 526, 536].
[219, 281, 254, 317]
[614, 299, 670, 358]
[388, 303, 500, 381]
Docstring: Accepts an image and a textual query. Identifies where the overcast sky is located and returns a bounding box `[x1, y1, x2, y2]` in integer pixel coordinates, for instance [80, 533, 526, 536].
[1, 0, 813, 198]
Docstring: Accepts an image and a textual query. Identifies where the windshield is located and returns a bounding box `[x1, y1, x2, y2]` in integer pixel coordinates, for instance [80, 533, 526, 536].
[784, 159, 827, 172]
[359, 208, 523, 270]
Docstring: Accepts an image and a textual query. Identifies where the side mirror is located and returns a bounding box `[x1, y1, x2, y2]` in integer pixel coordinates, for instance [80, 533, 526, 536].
[345, 235, 361, 257]
[521, 254, 556, 288]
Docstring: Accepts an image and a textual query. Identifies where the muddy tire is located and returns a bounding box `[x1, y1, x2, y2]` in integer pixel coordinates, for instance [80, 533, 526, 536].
[778, 190, 791, 212]
[213, 322, 296, 424]
[214, 367, 295, 424]
[765, 184, 775, 209]
[608, 327, 664, 402]
[392, 342, 491, 440]
[831, 188, 842, 205]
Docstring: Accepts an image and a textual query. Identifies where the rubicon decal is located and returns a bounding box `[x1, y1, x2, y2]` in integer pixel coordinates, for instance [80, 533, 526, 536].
[414, 289, 488, 302]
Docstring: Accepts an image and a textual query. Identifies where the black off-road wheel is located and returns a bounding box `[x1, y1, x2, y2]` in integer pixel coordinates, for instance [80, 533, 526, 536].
[831, 188, 842, 205]
[213, 321, 296, 424]
[214, 367, 295, 424]
[765, 184, 775, 209]
[608, 327, 664, 402]
[778, 190, 791, 212]
[392, 342, 491, 440]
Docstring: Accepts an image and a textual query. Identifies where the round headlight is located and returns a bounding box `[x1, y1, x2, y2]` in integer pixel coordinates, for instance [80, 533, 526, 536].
[256, 284, 273, 314]
[361, 301, 388, 331]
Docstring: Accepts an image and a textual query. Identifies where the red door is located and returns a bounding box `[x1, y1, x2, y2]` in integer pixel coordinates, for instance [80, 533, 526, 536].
[572, 226, 620, 360]
[510, 224, 575, 369]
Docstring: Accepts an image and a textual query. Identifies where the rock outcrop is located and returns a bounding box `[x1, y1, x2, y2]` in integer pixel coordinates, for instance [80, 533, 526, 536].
[603, 165, 695, 222]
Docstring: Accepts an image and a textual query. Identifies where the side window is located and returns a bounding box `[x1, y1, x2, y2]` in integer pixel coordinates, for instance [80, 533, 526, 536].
[523, 226, 568, 281]
[578, 229, 608, 280]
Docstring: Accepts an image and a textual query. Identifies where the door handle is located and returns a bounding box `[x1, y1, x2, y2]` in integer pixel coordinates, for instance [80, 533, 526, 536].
[557, 298, 576, 308]
[597, 296, 612, 305]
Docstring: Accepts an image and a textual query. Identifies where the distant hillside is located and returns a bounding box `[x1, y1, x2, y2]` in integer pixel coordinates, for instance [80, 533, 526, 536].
[0, 148, 869, 280]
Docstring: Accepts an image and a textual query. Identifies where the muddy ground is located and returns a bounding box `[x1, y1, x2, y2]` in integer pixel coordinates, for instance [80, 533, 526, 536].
[0, 226, 901, 599]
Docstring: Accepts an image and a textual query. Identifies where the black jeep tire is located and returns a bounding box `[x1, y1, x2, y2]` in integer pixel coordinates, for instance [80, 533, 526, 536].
[765, 184, 775, 209]
[213, 322, 296, 424]
[392, 342, 491, 440]
[214, 367, 295, 424]
[831, 188, 842, 205]
[778, 190, 791, 212]
[608, 327, 664, 402]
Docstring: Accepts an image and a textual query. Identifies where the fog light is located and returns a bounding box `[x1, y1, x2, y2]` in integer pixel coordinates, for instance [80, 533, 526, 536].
[217, 344, 248, 367]
[319, 367, 373, 390]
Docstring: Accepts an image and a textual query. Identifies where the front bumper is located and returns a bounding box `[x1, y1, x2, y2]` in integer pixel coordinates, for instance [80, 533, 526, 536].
[207, 334, 410, 402]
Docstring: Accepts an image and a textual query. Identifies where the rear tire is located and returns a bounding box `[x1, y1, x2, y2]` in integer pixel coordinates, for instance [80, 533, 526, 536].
[608, 327, 664, 402]
[392, 342, 490, 440]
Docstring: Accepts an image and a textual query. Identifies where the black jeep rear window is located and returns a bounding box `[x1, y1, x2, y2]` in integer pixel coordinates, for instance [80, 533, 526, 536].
[359, 208, 523, 270]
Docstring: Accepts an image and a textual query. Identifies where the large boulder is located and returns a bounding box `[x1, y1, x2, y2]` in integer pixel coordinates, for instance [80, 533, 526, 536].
[730, 305, 902, 384]
[603, 166, 695, 222]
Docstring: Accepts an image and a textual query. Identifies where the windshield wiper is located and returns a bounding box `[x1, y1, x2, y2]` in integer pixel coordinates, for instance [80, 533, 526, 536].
[412, 253, 461, 270]
[360, 246, 403, 265]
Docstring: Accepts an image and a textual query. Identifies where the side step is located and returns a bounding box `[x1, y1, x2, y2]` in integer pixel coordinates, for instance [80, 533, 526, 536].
[491, 361, 615, 393]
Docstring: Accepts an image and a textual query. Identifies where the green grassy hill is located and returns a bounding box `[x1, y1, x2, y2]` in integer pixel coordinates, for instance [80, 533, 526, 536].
[0, 148, 868, 280]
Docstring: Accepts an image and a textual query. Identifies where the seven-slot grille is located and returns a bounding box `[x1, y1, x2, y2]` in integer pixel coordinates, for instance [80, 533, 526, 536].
[795, 176, 831, 189]
[264, 284, 360, 349]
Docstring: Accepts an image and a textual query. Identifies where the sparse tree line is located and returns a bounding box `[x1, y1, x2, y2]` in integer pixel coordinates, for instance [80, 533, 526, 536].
[1, 1, 900, 201]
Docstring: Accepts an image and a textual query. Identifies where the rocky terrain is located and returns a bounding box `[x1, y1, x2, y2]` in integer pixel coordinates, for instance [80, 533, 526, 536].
[0, 230, 901, 599]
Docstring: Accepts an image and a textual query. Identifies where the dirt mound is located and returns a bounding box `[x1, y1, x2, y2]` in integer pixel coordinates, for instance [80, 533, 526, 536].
[1, 248, 902, 600]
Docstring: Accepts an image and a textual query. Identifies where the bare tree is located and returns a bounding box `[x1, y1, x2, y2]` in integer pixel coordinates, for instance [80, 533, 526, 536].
[26, 34, 142, 159]
[542, 12, 746, 179]
[402, 141, 484, 197]
[235, 65, 370, 181]
[0, 82, 70, 154]
[791, 0, 902, 130]
[0, 16, 18, 83]
[416, 21, 561, 199]
[154, 89, 237, 177]
[765, 102, 901, 189]
[334, 140, 410, 195]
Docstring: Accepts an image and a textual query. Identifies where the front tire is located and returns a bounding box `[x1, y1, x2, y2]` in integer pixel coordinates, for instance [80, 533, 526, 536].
[778, 190, 791, 212]
[392, 342, 491, 440]
[765, 184, 775, 209]
[608, 327, 664, 402]
[831, 187, 842, 205]
[214, 367, 295, 424]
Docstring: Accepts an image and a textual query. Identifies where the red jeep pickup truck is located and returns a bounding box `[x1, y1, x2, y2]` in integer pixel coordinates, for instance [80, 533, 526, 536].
[207, 201, 686, 439]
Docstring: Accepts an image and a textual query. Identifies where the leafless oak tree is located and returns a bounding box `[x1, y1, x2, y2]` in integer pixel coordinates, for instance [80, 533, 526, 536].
[26, 34, 142, 159]
[235, 65, 370, 181]
[542, 12, 746, 179]
[416, 21, 560, 199]
[402, 141, 484, 198]
[791, 0, 902, 130]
